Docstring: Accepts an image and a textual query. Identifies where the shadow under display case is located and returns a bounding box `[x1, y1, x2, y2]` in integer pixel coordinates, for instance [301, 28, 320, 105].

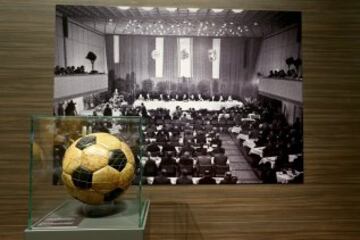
[25, 116, 149, 240]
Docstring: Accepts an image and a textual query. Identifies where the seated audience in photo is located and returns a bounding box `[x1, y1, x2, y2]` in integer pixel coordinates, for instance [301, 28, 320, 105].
[182, 93, 188, 101]
[220, 172, 238, 184]
[138, 94, 145, 100]
[152, 169, 171, 185]
[261, 162, 277, 183]
[163, 122, 173, 132]
[132, 168, 147, 185]
[274, 148, 290, 170]
[197, 150, 212, 166]
[292, 156, 303, 172]
[278, 69, 286, 78]
[203, 121, 213, 132]
[65, 100, 77, 116]
[198, 170, 216, 184]
[171, 125, 181, 137]
[54, 65, 61, 75]
[213, 152, 228, 166]
[57, 102, 64, 116]
[140, 103, 148, 118]
[156, 132, 168, 143]
[230, 124, 242, 134]
[255, 131, 268, 147]
[195, 131, 206, 146]
[210, 145, 225, 155]
[293, 117, 302, 131]
[287, 138, 302, 154]
[146, 142, 160, 154]
[162, 142, 176, 155]
[262, 143, 277, 157]
[183, 132, 194, 145]
[145, 126, 156, 138]
[143, 157, 158, 177]
[92, 122, 110, 133]
[179, 151, 194, 166]
[85, 93, 302, 185]
[268, 70, 274, 77]
[103, 104, 112, 116]
[291, 172, 303, 183]
[176, 169, 193, 185]
[210, 134, 222, 147]
[159, 153, 177, 177]
[180, 141, 195, 156]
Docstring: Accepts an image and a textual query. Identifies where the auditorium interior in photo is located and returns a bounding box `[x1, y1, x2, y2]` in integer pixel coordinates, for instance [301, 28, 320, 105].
[53, 5, 303, 185]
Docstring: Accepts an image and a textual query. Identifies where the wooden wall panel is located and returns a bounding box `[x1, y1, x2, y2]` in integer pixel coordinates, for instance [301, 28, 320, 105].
[0, 1, 359, 240]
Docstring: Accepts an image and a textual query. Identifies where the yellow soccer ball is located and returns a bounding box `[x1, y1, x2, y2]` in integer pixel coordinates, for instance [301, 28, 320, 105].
[62, 133, 135, 205]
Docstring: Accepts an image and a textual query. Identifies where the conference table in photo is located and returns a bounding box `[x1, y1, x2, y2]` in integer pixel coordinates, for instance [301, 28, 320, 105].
[80, 99, 244, 116]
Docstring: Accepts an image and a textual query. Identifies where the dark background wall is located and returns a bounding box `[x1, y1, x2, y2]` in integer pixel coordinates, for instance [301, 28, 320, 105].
[0, 1, 359, 240]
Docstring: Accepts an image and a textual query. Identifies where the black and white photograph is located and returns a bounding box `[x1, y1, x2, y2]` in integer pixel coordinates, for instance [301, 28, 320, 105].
[54, 5, 303, 185]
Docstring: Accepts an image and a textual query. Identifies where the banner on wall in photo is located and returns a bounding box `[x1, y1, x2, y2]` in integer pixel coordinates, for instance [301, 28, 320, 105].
[113, 35, 119, 63]
[153, 37, 164, 78]
[212, 38, 221, 79]
[178, 38, 192, 78]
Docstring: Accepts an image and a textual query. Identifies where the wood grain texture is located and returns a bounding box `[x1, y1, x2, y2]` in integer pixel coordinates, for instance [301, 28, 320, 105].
[0, 0, 360, 239]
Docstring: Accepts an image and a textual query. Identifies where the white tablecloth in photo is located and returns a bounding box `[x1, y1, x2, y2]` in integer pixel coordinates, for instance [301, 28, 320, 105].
[230, 126, 242, 134]
[249, 146, 266, 158]
[79, 109, 123, 116]
[146, 177, 227, 185]
[276, 170, 302, 184]
[258, 154, 302, 169]
[141, 156, 162, 167]
[259, 156, 277, 168]
[248, 113, 261, 120]
[243, 139, 258, 149]
[241, 118, 256, 122]
[237, 133, 249, 141]
[133, 99, 243, 113]
[289, 154, 302, 162]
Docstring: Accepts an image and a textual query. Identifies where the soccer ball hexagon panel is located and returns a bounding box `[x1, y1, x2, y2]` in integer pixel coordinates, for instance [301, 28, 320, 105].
[62, 133, 135, 205]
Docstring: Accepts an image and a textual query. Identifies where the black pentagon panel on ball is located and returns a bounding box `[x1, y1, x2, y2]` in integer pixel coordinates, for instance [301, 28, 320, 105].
[75, 135, 96, 150]
[72, 166, 93, 189]
[108, 149, 127, 172]
[104, 188, 124, 202]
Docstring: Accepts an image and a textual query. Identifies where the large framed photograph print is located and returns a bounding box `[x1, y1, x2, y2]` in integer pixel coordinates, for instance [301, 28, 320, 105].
[53, 5, 303, 185]
[3, 0, 360, 240]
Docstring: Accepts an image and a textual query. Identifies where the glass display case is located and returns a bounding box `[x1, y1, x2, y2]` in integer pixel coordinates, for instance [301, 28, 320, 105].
[25, 116, 149, 240]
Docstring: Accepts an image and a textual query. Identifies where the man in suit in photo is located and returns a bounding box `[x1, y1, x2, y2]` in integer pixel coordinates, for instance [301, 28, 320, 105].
[220, 172, 238, 184]
[153, 169, 171, 185]
[176, 169, 193, 185]
[198, 169, 216, 184]
[213, 152, 228, 166]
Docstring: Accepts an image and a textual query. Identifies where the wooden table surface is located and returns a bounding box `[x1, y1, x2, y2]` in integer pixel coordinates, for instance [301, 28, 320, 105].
[0, 0, 360, 239]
